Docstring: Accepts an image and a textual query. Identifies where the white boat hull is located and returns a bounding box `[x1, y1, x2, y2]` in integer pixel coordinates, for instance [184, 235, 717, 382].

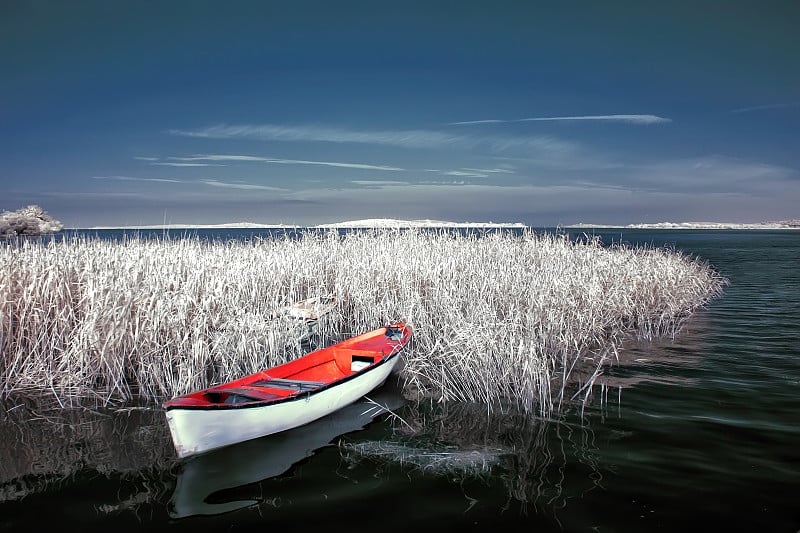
[166, 354, 400, 459]
[169, 380, 407, 518]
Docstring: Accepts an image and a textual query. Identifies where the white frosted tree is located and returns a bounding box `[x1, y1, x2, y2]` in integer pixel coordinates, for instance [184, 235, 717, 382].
[0, 204, 64, 237]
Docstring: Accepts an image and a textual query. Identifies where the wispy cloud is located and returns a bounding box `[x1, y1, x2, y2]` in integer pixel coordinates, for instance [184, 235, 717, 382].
[418, 180, 467, 185]
[93, 175, 286, 192]
[171, 155, 267, 162]
[170, 154, 404, 171]
[442, 170, 489, 178]
[151, 162, 224, 167]
[43, 190, 146, 198]
[449, 114, 671, 125]
[93, 175, 182, 183]
[429, 168, 516, 179]
[168, 124, 467, 150]
[201, 179, 286, 191]
[267, 158, 404, 171]
[461, 167, 515, 174]
[349, 180, 409, 186]
[624, 155, 797, 194]
[730, 102, 799, 114]
[167, 123, 590, 164]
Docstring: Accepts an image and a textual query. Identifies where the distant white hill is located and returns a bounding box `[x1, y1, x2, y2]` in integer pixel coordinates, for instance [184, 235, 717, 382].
[315, 218, 527, 228]
[89, 218, 528, 230]
[88, 218, 799, 231]
[89, 222, 301, 230]
[566, 220, 800, 230]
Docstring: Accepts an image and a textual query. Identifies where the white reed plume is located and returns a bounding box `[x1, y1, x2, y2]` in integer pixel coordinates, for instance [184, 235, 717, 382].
[0, 229, 727, 414]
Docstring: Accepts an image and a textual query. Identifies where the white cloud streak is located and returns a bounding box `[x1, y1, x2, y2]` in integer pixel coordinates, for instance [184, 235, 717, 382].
[449, 114, 671, 125]
[268, 158, 404, 171]
[172, 155, 268, 162]
[620, 155, 798, 195]
[168, 124, 467, 149]
[93, 175, 286, 192]
[730, 102, 799, 113]
[151, 162, 224, 167]
[442, 170, 489, 178]
[200, 179, 286, 191]
[93, 175, 182, 183]
[461, 167, 515, 174]
[166, 154, 404, 171]
[166, 124, 582, 158]
[349, 180, 409, 186]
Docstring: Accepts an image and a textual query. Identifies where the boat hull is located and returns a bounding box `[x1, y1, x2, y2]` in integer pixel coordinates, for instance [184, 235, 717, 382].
[164, 322, 411, 459]
[166, 355, 399, 458]
[169, 379, 407, 518]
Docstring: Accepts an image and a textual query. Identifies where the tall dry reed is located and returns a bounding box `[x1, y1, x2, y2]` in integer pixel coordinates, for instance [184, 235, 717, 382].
[0, 229, 727, 414]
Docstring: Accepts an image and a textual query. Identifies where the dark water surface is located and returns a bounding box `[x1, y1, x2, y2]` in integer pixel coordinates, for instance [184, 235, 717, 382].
[2, 228, 798, 532]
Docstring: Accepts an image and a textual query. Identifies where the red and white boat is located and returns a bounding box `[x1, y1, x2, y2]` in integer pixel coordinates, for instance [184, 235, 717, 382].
[164, 322, 412, 459]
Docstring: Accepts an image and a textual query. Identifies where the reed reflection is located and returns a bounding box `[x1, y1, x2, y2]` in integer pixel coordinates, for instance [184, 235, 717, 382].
[168, 379, 407, 518]
[0, 394, 175, 507]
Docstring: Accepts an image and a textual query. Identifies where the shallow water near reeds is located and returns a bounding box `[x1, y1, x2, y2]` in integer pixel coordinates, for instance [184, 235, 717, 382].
[1, 228, 798, 532]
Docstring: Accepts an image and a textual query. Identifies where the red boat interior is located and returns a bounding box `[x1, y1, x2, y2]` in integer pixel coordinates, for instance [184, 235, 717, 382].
[166, 323, 410, 407]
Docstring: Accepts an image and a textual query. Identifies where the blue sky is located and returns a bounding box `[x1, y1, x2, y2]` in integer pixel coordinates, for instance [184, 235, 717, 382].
[2, 0, 798, 227]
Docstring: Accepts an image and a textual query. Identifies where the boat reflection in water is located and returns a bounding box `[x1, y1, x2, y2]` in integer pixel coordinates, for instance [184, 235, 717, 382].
[169, 378, 407, 518]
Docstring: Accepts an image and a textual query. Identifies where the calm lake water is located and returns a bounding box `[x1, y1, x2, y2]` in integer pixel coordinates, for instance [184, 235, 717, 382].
[1, 228, 798, 532]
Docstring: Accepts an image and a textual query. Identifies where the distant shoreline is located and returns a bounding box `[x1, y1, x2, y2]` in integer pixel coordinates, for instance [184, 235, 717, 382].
[565, 222, 800, 230]
[80, 218, 800, 231]
[83, 219, 529, 230]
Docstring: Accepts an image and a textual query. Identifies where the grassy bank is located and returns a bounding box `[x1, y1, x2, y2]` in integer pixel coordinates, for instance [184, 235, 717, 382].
[0, 228, 727, 414]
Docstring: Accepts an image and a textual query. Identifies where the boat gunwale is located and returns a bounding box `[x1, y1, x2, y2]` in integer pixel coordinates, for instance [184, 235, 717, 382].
[163, 347, 404, 412]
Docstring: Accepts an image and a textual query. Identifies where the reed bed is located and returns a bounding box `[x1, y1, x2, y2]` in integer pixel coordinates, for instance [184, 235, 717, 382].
[0, 228, 727, 414]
